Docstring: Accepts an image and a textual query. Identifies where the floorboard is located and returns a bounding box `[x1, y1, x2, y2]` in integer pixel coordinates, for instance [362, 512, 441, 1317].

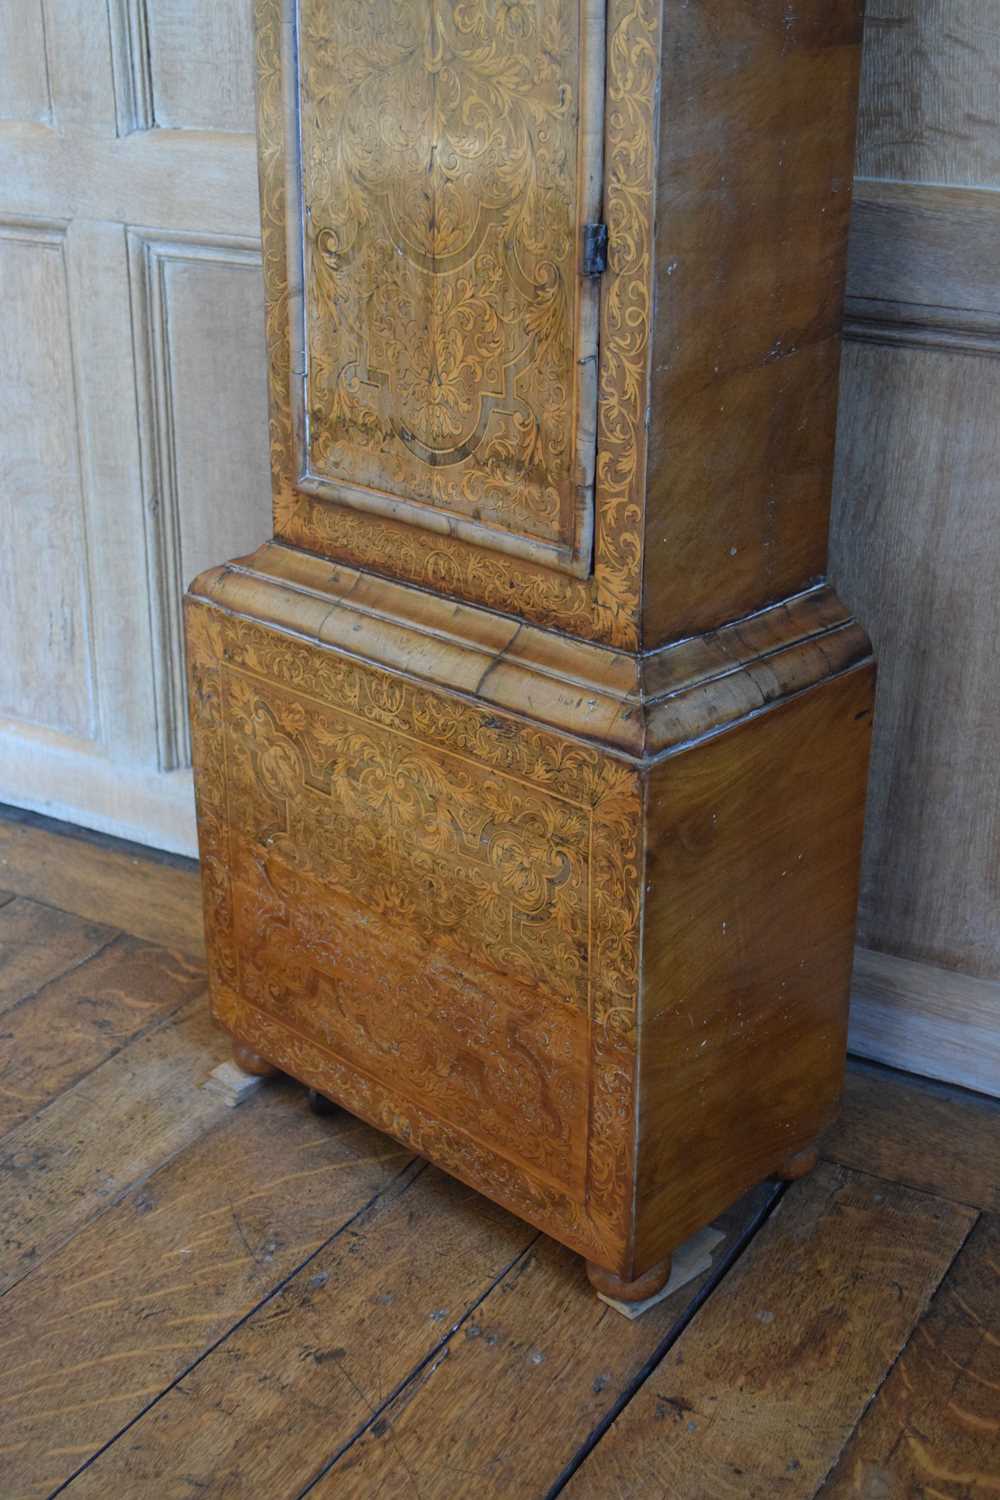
[305, 1184, 779, 1500]
[0, 807, 996, 1500]
[1, 1000, 227, 1295]
[0, 810, 203, 957]
[818, 1212, 1000, 1498]
[0, 898, 115, 1018]
[57, 1165, 532, 1499]
[0, 935, 202, 1136]
[825, 1059, 1000, 1212]
[559, 1165, 976, 1498]
[0, 1089, 409, 1499]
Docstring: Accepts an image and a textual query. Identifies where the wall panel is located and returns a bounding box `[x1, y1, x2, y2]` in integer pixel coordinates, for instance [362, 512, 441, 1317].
[0, 221, 95, 740]
[0, 0, 50, 123]
[144, 0, 255, 132]
[129, 231, 271, 768]
[832, 341, 1000, 981]
[831, 0, 1000, 1093]
[857, 0, 1000, 188]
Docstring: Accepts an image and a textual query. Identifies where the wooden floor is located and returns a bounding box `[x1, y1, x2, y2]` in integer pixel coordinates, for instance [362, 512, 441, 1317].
[0, 805, 997, 1500]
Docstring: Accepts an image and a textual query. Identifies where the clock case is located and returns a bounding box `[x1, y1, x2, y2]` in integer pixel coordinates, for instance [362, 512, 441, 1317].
[186, 0, 873, 1296]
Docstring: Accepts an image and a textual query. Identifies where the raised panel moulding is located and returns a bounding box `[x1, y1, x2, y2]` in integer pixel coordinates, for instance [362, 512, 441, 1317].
[128, 229, 264, 771]
[0, 214, 98, 743]
[107, 0, 155, 134]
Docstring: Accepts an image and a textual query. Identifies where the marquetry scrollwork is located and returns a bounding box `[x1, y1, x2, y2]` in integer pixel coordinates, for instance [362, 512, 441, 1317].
[223, 674, 591, 1005]
[186, 600, 642, 1260]
[255, 0, 661, 647]
[299, 0, 585, 546]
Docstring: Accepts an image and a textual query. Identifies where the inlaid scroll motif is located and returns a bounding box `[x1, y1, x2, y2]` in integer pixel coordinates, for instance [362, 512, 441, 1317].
[186, 603, 643, 1258]
[221, 672, 591, 1008]
[297, 0, 600, 552]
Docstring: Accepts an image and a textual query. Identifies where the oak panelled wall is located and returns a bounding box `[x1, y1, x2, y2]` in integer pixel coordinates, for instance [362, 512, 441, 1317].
[831, 0, 1000, 1094]
[0, 0, 266, 851]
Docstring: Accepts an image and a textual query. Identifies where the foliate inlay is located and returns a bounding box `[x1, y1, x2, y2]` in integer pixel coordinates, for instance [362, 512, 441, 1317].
[256, 0, 661, 645]
[295, 0, 603, 561]
[186, 599, 642, 1259]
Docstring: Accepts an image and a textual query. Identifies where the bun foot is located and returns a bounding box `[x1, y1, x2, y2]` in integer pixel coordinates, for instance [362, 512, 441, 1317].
[231, 1040, 281, 1078]
[778, 1145, 819, 1181]
[307, 1087, 338, 1116]
[586, 1255, 672, 1304]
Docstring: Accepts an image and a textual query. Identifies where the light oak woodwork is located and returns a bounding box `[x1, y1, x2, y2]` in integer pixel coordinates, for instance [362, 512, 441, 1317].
[141, 0, 256, 133]
[0, 219, 94, 740]
[187, 0, 873, 1290]
[856, 0, 1000, 189]
[849, 947, 1000, 1098]
[0, 0, 267, 853]
[833, 343, 1000, 986]
[831, 8, 1000, 1086]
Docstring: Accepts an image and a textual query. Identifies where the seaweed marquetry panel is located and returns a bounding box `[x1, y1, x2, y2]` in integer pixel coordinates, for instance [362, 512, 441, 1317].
[289, 0, 605, 574]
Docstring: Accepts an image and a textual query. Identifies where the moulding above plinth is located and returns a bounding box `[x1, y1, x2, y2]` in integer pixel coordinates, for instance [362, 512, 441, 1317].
[188, 543, 871, 765]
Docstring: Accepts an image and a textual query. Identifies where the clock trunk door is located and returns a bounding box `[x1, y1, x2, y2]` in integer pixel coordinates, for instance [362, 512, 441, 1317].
[284, 0, 606, 577]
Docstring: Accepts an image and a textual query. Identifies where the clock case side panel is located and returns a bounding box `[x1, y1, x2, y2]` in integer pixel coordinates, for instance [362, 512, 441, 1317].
[633, 663, 875, 1275]
[253, 0, 664, 650]
[641, 0, 865, 647]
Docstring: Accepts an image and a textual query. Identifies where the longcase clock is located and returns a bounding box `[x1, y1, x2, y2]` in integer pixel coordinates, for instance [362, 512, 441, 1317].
[186, 0, 873, 1301]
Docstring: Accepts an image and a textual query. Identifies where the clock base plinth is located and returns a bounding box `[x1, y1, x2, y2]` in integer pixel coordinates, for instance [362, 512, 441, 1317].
[186, 550, 873, 1295]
